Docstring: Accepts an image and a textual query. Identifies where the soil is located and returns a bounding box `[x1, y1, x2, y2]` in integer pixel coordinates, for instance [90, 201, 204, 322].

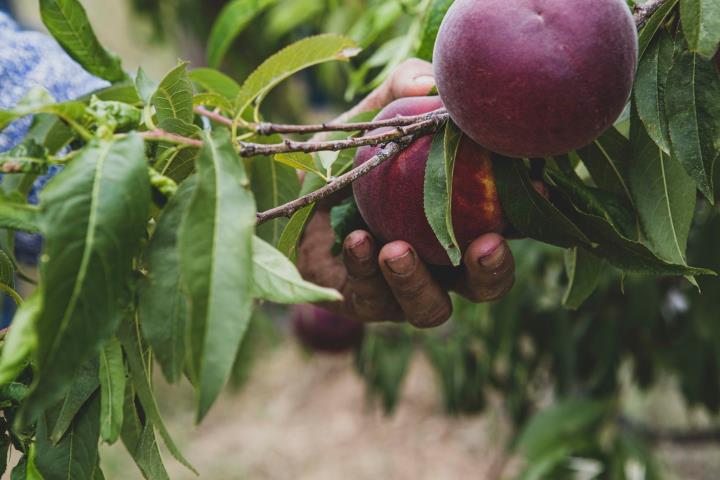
[98, 343, 720, 480]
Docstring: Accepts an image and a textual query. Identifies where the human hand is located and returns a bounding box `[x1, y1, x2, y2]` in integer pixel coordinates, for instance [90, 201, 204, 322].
[297, 59, 515, 328]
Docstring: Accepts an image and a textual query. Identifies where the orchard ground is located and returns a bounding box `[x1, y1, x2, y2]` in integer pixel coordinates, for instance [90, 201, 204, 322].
[86, 339, 716, 480]
[1, 334, 715, 479]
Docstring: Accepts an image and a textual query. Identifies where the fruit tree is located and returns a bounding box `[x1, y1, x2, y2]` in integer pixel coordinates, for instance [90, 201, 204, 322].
[0, 0, 719, 478]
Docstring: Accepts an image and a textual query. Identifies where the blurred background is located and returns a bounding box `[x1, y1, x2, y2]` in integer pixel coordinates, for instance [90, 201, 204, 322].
[3, 0, 720, 478]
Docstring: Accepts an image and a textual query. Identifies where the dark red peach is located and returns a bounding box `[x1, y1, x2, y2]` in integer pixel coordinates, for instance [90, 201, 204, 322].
[433, 0, 638, 157]
[292, 304, 365, 353]
[353, 97, 505, 266]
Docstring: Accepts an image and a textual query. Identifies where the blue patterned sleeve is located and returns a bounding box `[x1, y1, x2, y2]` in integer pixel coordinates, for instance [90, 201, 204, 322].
[0, 11, 109, 264]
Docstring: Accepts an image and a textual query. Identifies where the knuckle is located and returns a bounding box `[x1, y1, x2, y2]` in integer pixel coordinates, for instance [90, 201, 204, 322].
[472, 274, 515, 303]
[392, 277, 429, 302]
[469, 254, 515, 291]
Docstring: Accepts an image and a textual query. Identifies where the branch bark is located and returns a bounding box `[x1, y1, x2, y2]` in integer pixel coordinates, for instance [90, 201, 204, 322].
[238, 114, 448, 157]
[195, 106, 449, 136]
[252, 109, 449, 135]
[633, 0, 669, 28]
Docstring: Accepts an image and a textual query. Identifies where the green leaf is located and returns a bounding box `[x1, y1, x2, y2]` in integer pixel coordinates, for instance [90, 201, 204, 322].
[99, 337, 125, 444]
[0, 87, 86, 131]
[139, 178, 196, 384]
[274, 152, 325, 178]
[576, 127, 633, 203]
[193, 92, 234, 115]
[680, 0, 720, 58]
[134, 67, 156, 105]
[12, 444, 45, 480]
[516, 447, 571, 480]
[0, 382, 29, 403]
[347, 2, 404, 49]
[156, 119, 201, 182]
[424, 121, 462, 266]
[547, 168, 637, 240]
[265, 0, 324, 39]
[49, 358, 99, 445]
[638, 0, 680, 60]
[252, 155, 301, 245]
[0, 140, 50, 175]
[234, 34, 359, 116]
[0, 289, 41, 385]
[416, 0, 454, 61]
[25, 134, 149, 422]
[189, 68, 241, 101]
[665, 37, 720, 201]
[207, 0, 276, 68]
[36, 392, 101, 480]
[517, 399, 609, 462]
[629, 108, 697, 268]
[151, 63, 194, 125]
[92, 82, 142, 104]
[117, 315, 196, 474]
[563, 248, 606, 310]
[252, 236, 342, 303]
[277, 204, 315, 262]
[329, 196, 364, 256]
[0, 249, 13, 289]
[23, 113, 74, 155]
[0, 200, 41, 232]
[178, 130, 256, 422]
[634, 29, 675, 154]
[39, 0, 125, 82]
[557, 190, 712, 276]
[120, 383, 170, 480]
[493, 158, 592, 249]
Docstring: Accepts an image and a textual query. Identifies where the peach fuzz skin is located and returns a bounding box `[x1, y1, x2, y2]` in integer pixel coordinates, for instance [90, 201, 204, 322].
[433, 0, 638, 158]
[352, 96, 506, 266]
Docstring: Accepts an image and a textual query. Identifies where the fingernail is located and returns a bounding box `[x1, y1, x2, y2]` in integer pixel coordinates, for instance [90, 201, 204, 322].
[386, 249, 415, 275]
[348, 236, 371, 261]
[413, 75, 436, 92]
[480, 244, 506, 270]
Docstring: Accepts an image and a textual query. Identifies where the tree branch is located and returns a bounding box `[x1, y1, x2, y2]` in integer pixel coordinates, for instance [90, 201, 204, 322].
[238, 114, 448, 157]
[252, 109, 449, 135]
[256, 138, 415, 224]
[140, 130, 203, 148]
[195, 106, 449, 136]
[141, 113, 448, 158]
[634, 0, 670, 28]
[194, 106, 233, 127]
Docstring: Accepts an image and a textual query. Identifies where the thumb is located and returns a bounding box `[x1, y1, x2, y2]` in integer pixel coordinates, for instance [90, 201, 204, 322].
[389, 59, 436, 99]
